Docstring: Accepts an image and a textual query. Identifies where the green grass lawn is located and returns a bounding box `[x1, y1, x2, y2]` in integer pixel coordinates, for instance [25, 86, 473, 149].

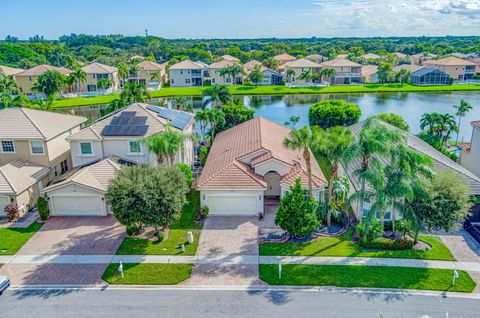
[51, 83, 480, 108]
[102, 263, 192, 285]
[116, 190, 202, 255]
[259, 264, 476, 292]
[259, 228, 454, 261]
[0, 222, 42, 255]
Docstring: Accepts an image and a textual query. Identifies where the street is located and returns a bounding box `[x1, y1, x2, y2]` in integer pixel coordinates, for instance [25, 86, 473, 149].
[0, 287, 478, 318]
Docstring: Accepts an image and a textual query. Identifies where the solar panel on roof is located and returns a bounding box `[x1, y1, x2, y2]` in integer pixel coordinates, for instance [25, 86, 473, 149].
[101, 111, 149, 136]
[146, 105, 193, 130]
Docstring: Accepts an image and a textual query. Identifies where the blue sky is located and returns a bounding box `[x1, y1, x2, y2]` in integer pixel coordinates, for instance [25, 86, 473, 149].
[1, 0, 479, 39]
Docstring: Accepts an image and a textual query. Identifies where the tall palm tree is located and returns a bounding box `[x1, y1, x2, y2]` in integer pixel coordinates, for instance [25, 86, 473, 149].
[0, 93, 28, 108]
[202, 85, 231, 108]
[313, 126, 356, 226]
[207, 108, 225, 142]
[286, 69, 295, 83]
[283, 126, 317, 197]
[420, 112, 439, 135]
[0, 74, 18, 95]
[320, 67, 336, 83]
[101, 98, 127, 116]
[298, 69, 313, 84]
[195, 109, 210, 141]
[142, 127, 184, 166]
[30, 96, 54, 111]
[69, 67, 86, 95]
[116, 62, 129, 87]
[453, 99, 473, 145]
[435, 113, 458, 144]
[120, 81, 150, 104]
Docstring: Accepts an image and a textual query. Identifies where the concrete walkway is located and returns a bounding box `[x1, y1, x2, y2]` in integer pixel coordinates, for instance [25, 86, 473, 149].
[2, 254, 480, 272]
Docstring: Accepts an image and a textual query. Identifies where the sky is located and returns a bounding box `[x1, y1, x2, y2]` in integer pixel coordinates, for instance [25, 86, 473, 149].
[1, 0, 480, 39]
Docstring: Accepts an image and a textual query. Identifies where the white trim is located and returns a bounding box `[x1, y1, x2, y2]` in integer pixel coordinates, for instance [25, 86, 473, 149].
[29, 140, 45, 155]
[127, 140, 143, 156]
[49, 194, 106, 216]
[78, 141, 95, 157]
[0, 140, 15, 154]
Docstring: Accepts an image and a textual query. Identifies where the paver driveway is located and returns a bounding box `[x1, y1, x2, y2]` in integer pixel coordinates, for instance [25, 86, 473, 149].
[0, 216, 125, 285]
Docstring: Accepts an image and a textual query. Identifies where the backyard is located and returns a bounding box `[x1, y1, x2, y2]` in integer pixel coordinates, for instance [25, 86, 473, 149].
[0, 222, 42, 255]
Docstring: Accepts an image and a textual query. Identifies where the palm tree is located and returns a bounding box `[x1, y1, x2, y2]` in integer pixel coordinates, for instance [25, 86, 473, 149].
[283, 126, 317, 197]
[298, 69, 313, 84]
[0, 93, 28, 108]
[263, 57, 280, 71]
[202, 85, 231, 108]
[116, 62, 129, 87]
[435, 113, 458, 144]
[195, 109, 210, 141]
[320, 67, 336, 83]
[313, 126, 356, 226]
[453, 99, 473, 145]
[69, 67, 86, 95]
[120, 81, 150, 104]
[420, 112, 439, 135]
[30, 96, 54, 111]
[101, 98, 127, 116]
[395, 68, 411, 86]
[286, 69, 295, 83]
[150, 71, 160, 83]
[0, 74, 18, 95]
[228, 64, 245, 85]
[142, 127, 184, 166]
[207, 108, 225, 142]
[172, 97, 193, 112]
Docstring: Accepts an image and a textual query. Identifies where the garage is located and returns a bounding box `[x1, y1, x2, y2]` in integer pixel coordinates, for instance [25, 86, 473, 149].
[51, 195, 105, 216]
[207, 195, 257, 216]
[0, 196, 10, 216]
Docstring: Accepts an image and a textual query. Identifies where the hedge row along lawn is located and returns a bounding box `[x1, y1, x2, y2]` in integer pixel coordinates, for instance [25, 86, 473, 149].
[102, 263, 193, 285]
[259, 264, 476, 292]
[51, 83, 480, 108]
[0, 222, 42, 255]
[116, 190, 202, 255]
[259, 228, 455, 261]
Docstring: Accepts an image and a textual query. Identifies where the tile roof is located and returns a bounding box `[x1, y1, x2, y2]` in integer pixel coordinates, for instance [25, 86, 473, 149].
[284, 58, 322, 68]
[16, 64, 72, 76]
[221, 55, 240, 62]
[393, 65, 425, 73]
[82, 62, 118, 74]
[344, 120, 480, 195]
[459, 143, 471, 151]
[0, 65, 24, 76]
[209, 60, 240, 69]
[244, 60, 263, 70]
[0, 159, 51, 195]
[197, 117, 326, 190]
[393, 52, 408, 58]
[472, 120, 480, 129]
[361, 65, 378, 77]
[425, 56, 477, 66]
[336, 54, 348, 59]
[411, 52, 438, 59]
[361, 53, 381, 59]
[137, 60, 166, 71]
[129, 55, 144, 60]
[0, 108, 87, 140]
[169, 60, 204, 70]
[273, 53, 297, 62]
[321, 58, 362, 68]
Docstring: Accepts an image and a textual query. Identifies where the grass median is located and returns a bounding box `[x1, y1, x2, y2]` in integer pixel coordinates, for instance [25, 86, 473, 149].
[0, 222, 42, 255]
[259, 264, 476, 292]
[102, 263, 193, 285]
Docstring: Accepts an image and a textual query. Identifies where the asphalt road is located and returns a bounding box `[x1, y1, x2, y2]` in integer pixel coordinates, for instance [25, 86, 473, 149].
[0, 287, 478, 318]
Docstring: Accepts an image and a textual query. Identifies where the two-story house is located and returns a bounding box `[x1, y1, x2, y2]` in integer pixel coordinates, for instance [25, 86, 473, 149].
[136, 60, 168, 90]
[209, 60, 243, 85]
[320, 58, 365, 85]
[459, 121, 480, 178]
[78, 62, 120, 94]
[0, 65, 24, 80]
[14, 64, 72, 96]
[284, 58, 322, 86]
[424, 56, 477, 82]
[169, 60, 205, 87]
[0, 108, 86, 216]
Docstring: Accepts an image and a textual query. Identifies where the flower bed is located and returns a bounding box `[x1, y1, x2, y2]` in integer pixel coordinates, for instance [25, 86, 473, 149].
[360, 237, 414, 250]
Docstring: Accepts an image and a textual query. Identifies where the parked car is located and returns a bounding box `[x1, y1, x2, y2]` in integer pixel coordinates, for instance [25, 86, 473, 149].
[0, 276, 10, 295]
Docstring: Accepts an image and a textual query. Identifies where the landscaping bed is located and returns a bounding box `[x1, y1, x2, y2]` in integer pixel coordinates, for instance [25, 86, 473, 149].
[0, 222, 42, 255]
[102, 263, 192, 285]
[259, 264, 476, 292]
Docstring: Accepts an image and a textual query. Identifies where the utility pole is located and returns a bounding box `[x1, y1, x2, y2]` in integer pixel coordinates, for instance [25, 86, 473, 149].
[145, 29, 148, 37]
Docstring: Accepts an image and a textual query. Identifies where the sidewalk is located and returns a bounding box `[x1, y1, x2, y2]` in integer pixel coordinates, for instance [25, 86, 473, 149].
[2, 254, 480, 272]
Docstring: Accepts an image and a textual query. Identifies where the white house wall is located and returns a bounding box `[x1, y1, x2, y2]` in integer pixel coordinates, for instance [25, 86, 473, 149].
[70, 140, 104, 167]
[460, 126, 480, 177]
[254, 159, 292, 176]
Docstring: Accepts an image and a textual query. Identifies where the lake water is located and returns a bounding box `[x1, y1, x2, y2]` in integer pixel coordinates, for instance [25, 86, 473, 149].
[59, 91, 480, 142]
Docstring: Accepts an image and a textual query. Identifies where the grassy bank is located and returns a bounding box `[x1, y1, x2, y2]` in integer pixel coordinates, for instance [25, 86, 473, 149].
[259, 264, 476, 292]
[102, 263, 193, 285]
[51, 83, 480, 108]
[0, 222, 42, 255]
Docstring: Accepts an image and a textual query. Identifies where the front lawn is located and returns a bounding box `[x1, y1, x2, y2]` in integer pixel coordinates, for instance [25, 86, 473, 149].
[259, 228, 454, 261]
[102, 263, 192, 285]
[116, 190, 202, 255]
[0, 222, 42, 255]
[259, 264, 476, 292]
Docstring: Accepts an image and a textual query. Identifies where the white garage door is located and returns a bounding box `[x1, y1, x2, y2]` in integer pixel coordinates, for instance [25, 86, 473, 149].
[207, 195, 257, 216]
[51, 196, 104, 216]
[0, 197, 9, 217]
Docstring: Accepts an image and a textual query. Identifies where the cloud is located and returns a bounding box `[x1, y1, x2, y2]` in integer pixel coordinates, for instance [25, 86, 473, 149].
[438, 0, 480, 18]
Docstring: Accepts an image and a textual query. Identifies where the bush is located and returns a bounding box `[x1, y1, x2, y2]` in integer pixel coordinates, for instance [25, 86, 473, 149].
[175, 163, 193, 188]
[396, 219, 412, 238]
[201, 206, 209, 218]
[37, 197, 49, 221]
[126, 223, 139, 236]
[356, 219, 384, 242]
[308, 100, 361, 129]
[4, 204, 20, 222]
[199, 146, 209, 166]
[156, 231, 164, 242]
[360, 237, 414, 250]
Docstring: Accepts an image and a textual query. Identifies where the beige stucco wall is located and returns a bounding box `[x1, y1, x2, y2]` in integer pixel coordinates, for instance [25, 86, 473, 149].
[210, 68, 242, 86]
[169, 69, 202, 87]
[137, 69, 166, 88]
[15, 75, 38, 94]
[0, 175, 49, 217]
[254, 159, 292, 176]
[0, 139, 49, 167]
[460, 126, 480, 177]
[423, 62, 474, 80]
[77, 72, 120, 92]
[285, 66, 321, 84]
[70, 140, 104, 167]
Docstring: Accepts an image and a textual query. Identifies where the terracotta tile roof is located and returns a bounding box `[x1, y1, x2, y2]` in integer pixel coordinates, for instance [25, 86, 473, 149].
[321, 58, 362, 68]
[197, 117, 326, 190]
[471, 120, 480, 128]
[273, 53, 297, 63]
[361, 53, 381, 59]
[169, 60, 204, 70]
[221, 55, 240, 62]
[361, 65, 378, 77]
[137, 60, 166, 71]
[336, 54, 348, 59]
[0, 108, 86, 140]
[244, 60, 263, 70]
[82, 62, 117, 74]
[425, 56, 477, 66]
[0, 159, 51, 195]
[0, 65, 24, 76]
[16, 64, 72, 76]
[284, 58, 322, 68]
[129, 55, 144, 60]
[393, 52, 408, 58]
[459, 143, 471, 151]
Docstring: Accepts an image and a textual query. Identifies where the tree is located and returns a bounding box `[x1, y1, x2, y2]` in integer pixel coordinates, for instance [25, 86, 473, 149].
[97, 78, 113, 90]
[283, 126, 317, 197]
[106, 165, 188, 234]
[308, 100, 361, 129]
[102, 98, 127, 116]
[320, 67, 336, 83]
[142, 127, 185, 166]
[248, 66, 264, 85]
[195, 109, 209, 142]
[298, 69, 313, 84]
[32, 70, 66, 98]
[376, 113, 410, 131]
[395, 67, 411, 86]
[30, 96, 54, 111]
[172, 97, 193, 112]
[286, 68, 295, 82]
[0, 74, 18, 95]
[216, 100, 255, 133]
[262, 57, 280, 71]
[377, 62, 393, 84]
[202, 85, 231, 107]
[453, 99, 472, 145]
[274, 178, 319, 238]
[120, 81, 150, 103]
[227, 64, 245, 85]
[117, 62, 129, 86]
[419, 112, 439, 135]
[313, 126, 356, 226]
[207, 108, 225, 142]
[420, 112, 458, 144]
[69, 67, 86, 94]
[0, 93, 28, 108]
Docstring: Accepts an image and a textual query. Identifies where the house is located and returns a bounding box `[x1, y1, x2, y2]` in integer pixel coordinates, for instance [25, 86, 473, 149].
[0, 159, 51, 217]
[305, 54, 329, 64]
[320, 58, 365, 85]
[424, 56, 477, 81]
[361, 65, 379, 83]
[221, 55, 240, 62]
[68, 103, 195, 168]
[129, 54, 144, 61]
[14, 64, 72, 96]
[410, 67, 451, 85]
[135, 60, 168, 90]
[209, 60, 243, 85]
[0, 65, 24, 79]
[273, 53, 297, 65]
[411, 53, 438, 65]
[336, 54, 348, 59]
[79, 62, 120, 94]
[340, 120, 480, 221]
[244, 60, 263, 73]
[197, 117, 326, 216]
[360, 53, 381, 61]
[256, 67, 283, 85]
[0, 108, 87, 176]
[284, 58, 322, 86]
[450, 52, 468, 59]
[460, 121, 480, 178]
[42, 156, 133, 216]
[169, 60, 205, 87]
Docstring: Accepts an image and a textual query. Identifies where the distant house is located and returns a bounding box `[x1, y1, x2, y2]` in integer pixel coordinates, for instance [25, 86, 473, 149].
[14, 64, 72, 96]
[336, 54, 348, 59]
[135, 60, 168, 90]
[460, 121, 480, 178]
[361, 53, 381, 61]
[257, 67, 283, 85]
[273, 53, 297, 65]
[393, 52, 408, 59]
[410, 67, 451, 85]
[450, 52, 468, 59]
[284, 58, 322, 86]
[0, 65, 24, 80]
[221, 55, 240, 62]
[411, 53, 438, 65]
[305, 54, 328, 64]
[129, 54, 144, 61]
[320, 58, 365, 85]
[424, 56, 477, 81]
[244, 60, 263, 73]
[209, 60, 243, 85]
[68, 103, 195, 168]
[169, 60, 205, 87]
[79, 62, 120, 94]
[361, 65, 379, 83]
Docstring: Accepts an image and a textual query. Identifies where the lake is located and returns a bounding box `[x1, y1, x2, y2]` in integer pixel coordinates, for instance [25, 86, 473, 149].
[59, 91, 480, 142]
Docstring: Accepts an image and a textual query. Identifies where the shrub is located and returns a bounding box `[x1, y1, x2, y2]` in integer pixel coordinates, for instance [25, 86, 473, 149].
[37, 197, 49, 221]
[199, 146, 209, 166]
[201, 206, 209, 219]
[175, 163, 193, 188]
[156, 231, 164, 242]
[308, 100, 361, 129]
[356, 219, 384, 242]
[126, 223, 138, 236]
[360, 237, 414, 250]
[395, 219, 412, 238]
[4, 204, 20, 222]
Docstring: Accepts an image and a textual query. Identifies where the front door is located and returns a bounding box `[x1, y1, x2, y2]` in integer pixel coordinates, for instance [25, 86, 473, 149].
[264, 171, 281, 197]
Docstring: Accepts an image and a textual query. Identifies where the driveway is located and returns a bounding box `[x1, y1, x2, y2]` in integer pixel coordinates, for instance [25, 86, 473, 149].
[0, 216, 125, 285]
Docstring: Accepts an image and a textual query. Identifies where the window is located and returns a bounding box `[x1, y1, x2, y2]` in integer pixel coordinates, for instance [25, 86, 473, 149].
[171, 79, 175, 84]
[1, 140, 15, 153]
[60, 160, 69, 174]
[128, 141, 142, 154]
[80, 142, 93, 155]
[30, 141, 44, 154]
[211, 78, 215, 84]
[185, 79, 191, 84]
[361, 201, 371, 217]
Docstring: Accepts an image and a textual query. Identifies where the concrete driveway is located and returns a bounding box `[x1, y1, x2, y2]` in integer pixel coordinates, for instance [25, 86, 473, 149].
[0, 216, 125, 285]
